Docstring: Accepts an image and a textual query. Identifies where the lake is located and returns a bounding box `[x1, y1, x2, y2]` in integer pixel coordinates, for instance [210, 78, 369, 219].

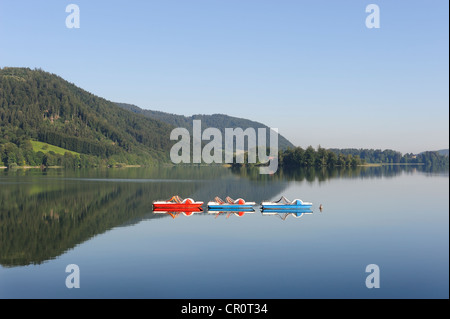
[0, 165, 448, 299]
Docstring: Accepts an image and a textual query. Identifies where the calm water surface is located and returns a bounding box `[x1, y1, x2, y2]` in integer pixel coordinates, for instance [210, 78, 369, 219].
[0, 166, 448, 299]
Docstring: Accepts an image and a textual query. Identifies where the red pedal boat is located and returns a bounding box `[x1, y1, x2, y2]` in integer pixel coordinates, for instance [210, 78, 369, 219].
[152, 196, 203, 210]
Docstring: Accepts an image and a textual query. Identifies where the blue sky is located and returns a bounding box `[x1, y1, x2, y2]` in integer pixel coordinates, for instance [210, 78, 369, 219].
[0, 0, 448, 154]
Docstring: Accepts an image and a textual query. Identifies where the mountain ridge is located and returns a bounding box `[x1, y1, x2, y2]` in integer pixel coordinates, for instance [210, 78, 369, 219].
[116, 102, 295, 151]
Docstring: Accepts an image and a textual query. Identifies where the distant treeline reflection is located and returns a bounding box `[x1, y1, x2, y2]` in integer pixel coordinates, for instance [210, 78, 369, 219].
[231, 164, 449, 182]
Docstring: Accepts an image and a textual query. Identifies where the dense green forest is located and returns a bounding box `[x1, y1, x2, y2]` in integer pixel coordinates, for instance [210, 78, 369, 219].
[116, 102, 295, 150]
[232, 146, 449, 169]
[278, 146, 448, 168]
[0, 67, 175, 167]
[228, 145, 364, 170]
[279, 146, 364, 167]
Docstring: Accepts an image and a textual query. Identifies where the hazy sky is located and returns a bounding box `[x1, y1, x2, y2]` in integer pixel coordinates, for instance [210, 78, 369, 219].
[0, 0, 448, 154]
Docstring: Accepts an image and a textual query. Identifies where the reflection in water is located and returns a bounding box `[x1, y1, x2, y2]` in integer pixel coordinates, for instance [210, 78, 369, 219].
[231, 164, 449, 182]
[207, 209, 255, 218]
[153, 209, 204, 219]
[0, 166, 288, 267]
[1, 164, 445, 267]
[261, 209, 313, 220]
[0, 179, 176, 267]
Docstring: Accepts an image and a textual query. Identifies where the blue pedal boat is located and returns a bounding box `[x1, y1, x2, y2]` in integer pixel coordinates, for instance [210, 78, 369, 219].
[261, 196, 313, 210]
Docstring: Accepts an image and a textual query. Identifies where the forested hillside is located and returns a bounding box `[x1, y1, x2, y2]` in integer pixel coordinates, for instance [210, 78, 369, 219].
[0, 67, 174, 167]
[116, 102, 295, 150]
[1, 67, 447, 169]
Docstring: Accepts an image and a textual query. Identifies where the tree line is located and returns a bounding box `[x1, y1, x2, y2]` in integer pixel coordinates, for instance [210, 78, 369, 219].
[230, 146, 449, 169]
[279, 146, 448, 168]
[280, 146, 363, 167]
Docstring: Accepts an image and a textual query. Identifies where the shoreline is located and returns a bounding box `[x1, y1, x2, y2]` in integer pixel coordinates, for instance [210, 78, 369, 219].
[0, 165, 63, 170]
[0, 162, 429, 170]
[359, 163, 425, 167]
[0, 164, 145, 170]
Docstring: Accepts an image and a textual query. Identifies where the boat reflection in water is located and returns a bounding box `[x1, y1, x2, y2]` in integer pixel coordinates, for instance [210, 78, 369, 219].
[207, 208, 255, 218]
[261, 208, 313, 220]
[152, 206, 313, 220]
[152, 207, 204, 219]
